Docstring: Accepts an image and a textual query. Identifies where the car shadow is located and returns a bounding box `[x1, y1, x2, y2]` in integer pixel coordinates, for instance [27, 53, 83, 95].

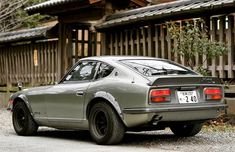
[36, 129, 93, 143]
[35, 129, 208, 146]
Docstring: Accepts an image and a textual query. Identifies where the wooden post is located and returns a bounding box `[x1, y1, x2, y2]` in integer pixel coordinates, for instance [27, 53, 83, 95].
[136, 28, 140, 56]
[155, 25, 160, 58]
[120, 31, 124, 55]
[211, 17, 217, 77]
[101, 33, 107, 55]
[147, 25, 153, 57]
[160, 25, 166, 59]
[227, 15, 234, 78]
[219, 16, 225, 78]
[142, 28, 147, 56]
[67, 26, 73, 68]
[57, 23, 66, 81]
[115, 32, 118, 55]
[125, 30, 128, 55]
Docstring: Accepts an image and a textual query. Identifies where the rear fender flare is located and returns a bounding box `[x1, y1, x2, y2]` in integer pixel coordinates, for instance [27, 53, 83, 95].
[90, 91, 123, 119]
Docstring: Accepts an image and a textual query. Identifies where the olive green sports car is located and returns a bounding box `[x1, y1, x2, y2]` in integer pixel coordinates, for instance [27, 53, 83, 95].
[8, 56, 227, 145]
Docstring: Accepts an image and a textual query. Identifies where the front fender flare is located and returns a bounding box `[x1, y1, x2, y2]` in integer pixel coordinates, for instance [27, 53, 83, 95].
[13, 94, 33, 116]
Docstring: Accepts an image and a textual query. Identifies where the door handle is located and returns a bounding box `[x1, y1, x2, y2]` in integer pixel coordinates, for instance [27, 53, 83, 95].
[76, 91, 84, 96]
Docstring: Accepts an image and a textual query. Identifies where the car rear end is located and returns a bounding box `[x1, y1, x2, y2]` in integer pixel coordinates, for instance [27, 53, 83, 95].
[147, 76, 226, 122]
[120, 58, 227, 128]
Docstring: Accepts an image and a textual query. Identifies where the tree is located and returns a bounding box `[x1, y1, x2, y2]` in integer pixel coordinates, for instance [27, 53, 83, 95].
[0, 0, 49, 32]
[167, 19, 227, 76]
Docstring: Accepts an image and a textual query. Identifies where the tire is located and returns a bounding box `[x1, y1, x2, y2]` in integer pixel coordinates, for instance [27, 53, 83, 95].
[12, 102, 38, 136]
[88, 102, 125, 145]
[170, 123, 203, 137]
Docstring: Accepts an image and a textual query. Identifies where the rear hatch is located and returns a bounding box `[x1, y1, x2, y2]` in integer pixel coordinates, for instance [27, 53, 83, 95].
[149, 76, 223, 105]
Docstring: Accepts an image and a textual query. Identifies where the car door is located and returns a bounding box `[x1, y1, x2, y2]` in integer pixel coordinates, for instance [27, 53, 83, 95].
[45, 60, 98, 123]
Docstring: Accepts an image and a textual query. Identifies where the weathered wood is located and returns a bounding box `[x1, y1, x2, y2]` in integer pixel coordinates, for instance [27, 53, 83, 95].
[227, 15, 234, 78]
[115, 32, 118, 55]
[211, 17, 217, 77]
[160, 25, 166, 59]
[110, 33, 114, 55]
[125, 30, 128, 55]
[120, 32, 124, 55]
[136, 29, 140, 56]
[101, 33, 107, 55]
[154, 25, 160, 58]
[219, 16, 225, 78]
[147, 26, 153, 57]
[142, 28, 147, 56]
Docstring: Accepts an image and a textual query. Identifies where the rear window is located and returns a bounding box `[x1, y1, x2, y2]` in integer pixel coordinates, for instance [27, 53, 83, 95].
[120, 59, 197, 77]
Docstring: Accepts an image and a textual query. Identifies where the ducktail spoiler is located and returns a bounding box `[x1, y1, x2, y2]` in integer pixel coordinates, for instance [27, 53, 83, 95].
[151, 76, 222, 86]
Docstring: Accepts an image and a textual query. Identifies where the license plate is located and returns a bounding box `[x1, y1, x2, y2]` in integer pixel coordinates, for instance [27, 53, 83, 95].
[177, 91, 198, 103]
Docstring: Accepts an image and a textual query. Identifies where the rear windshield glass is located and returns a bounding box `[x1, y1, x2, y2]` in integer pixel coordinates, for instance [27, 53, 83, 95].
[120, 59, 197, 77]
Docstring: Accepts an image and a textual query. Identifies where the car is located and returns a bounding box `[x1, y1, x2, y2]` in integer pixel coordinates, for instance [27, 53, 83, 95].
[8, 56, 227, 145]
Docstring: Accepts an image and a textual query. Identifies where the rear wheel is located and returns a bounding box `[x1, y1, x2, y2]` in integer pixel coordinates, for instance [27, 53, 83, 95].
[170, 123, 203, 137]
[12, 102, 38, 136]
[89, 102, 125, 145]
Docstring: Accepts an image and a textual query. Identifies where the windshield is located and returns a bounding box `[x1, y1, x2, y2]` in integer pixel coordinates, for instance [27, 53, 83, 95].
[120, 59, 197, 77]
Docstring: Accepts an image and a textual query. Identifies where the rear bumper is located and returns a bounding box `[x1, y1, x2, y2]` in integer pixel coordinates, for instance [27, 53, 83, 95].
[123, 103, 227, 114]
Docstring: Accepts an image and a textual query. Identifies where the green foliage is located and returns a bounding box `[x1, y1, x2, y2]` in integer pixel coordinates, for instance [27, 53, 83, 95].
[167, 20, 227, 75]
[0, 0, 54, 32]
[20, 0, 53, 28]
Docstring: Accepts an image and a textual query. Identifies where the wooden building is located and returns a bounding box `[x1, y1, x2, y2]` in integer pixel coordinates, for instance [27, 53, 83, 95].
[1, 0, 235, 107]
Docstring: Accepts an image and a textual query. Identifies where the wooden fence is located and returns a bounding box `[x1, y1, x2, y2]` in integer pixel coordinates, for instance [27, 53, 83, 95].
[0, 39, 58, 87]
[104, 15, 235, 79]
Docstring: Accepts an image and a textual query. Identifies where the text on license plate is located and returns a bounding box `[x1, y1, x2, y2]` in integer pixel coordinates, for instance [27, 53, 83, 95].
[177, 91, 198, 103]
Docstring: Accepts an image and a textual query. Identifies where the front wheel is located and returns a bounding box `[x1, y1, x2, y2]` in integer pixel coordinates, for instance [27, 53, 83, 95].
[89, 102, 125, 145]
[12, 102, 38, 136]
[170, 123, 203, 137]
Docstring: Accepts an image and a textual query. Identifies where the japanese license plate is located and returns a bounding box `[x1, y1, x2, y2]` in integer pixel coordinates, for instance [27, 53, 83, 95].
[177, 91, 198, 104]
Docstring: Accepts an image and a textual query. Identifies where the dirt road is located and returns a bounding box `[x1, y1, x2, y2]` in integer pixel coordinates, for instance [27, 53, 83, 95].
[0, 109, 234, 152]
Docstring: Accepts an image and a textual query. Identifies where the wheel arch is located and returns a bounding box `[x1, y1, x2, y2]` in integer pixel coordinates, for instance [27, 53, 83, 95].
[13, 94, 33, 116]
[86, 93, 125, 125]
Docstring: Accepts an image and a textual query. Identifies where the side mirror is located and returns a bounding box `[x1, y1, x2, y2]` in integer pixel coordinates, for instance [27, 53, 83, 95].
[17, 81, 23, 91]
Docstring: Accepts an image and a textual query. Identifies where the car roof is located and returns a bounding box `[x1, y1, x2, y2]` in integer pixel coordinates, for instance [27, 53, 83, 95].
[80, 56, 166, 62]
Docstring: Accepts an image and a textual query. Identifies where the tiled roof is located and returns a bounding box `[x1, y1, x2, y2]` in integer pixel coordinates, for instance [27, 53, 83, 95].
[25, 0, 81, 13]
[96, 0, 235, 29]
[0, 26, 53, 44]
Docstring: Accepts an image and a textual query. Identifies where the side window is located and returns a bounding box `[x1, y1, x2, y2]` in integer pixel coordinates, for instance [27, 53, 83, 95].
[96, 63, 114, 79]
[65, 61, 97, 82]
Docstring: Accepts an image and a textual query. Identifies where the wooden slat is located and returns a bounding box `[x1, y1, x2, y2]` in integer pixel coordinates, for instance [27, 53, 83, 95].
[227, 15, 234, 78]
[147, 26, 153, 57]
[136, 28, 140, 56]
[81, 29, 85, 57]
[125, 30, 128, 55]
[160, 25, 166, 59]
[47, 42, 51, 82]
[130, 30, 134, 55]
[110, 33, 114, 55]
[211, 17, 217, 77]
[93, 32, 97, 56]
[115, 32, 118, 55]
[219, 16, 225, 78]
[167, 27, 172, 60]
[120, 31, 124, 55]
[142, 28, 147, 56]
[75, 30, 79, 62]
[155, 25, 160, 58]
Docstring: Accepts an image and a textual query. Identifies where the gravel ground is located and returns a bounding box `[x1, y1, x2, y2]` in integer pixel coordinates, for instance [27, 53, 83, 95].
[0, 109, 235, 152]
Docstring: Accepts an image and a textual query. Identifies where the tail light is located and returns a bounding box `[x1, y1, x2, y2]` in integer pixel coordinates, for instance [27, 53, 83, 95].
[150, 89, 171, 103]
[204, 87, 222, 100]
